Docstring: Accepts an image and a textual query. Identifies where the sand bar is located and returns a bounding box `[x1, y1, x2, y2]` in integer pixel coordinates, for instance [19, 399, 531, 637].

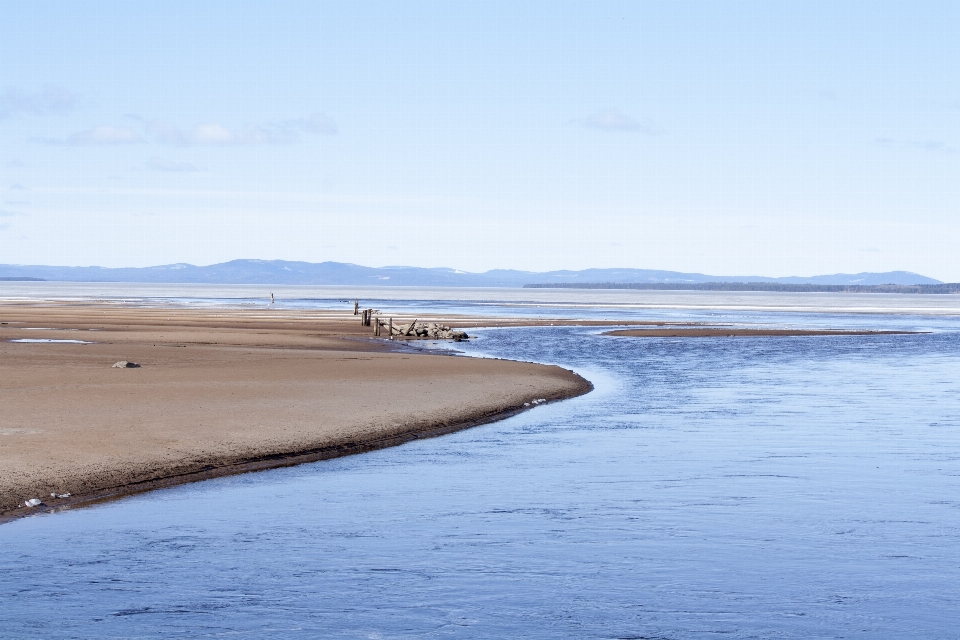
[0, 304, 592, 521]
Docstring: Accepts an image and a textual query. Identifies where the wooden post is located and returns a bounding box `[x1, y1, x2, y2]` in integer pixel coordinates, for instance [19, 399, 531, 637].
[354, 300, 359, 315]
[388, 317, 393, 339]
[405, 319, 418, 336]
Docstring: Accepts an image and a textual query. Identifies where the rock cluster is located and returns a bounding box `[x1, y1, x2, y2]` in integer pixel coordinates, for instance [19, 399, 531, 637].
[112, 361, 141, 368]
[393, 322, 469, 341]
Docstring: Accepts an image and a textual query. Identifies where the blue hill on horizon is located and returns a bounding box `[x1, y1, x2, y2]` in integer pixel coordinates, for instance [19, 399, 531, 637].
[0, 260, 943, 287]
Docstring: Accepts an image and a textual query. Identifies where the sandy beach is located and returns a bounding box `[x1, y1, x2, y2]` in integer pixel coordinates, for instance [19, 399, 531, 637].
[0, 303, 592, 520]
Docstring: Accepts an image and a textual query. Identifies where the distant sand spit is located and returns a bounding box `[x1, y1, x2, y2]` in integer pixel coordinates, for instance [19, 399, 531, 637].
[0, 304, 591, 521]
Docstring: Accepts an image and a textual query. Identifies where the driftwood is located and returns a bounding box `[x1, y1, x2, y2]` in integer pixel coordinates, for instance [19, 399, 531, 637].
[386, 320, 468, 341]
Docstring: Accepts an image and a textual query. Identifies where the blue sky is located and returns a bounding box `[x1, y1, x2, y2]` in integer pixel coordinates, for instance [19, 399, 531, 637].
[1, 1, 959, 279]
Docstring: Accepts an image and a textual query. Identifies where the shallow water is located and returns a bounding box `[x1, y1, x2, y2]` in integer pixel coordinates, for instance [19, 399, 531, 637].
[2, 305, 960, 638]
[5, 281, 960, 316]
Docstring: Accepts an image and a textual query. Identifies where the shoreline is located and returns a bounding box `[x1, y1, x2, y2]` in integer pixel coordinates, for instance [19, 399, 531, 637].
[0, 304, 593, 524]
[1, 383, 590, 525]
[2, 301, 916, 524]
[6, 282, 960, 317]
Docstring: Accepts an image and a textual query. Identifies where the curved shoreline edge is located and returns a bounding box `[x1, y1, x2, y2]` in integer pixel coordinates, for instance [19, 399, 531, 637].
[1, 367, 593, 526]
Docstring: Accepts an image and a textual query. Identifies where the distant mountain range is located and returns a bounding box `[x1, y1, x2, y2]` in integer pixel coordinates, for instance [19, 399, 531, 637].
[0, 260, 943, 287]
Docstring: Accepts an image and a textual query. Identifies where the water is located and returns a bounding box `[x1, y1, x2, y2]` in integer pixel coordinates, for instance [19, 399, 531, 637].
[5, 281, 960, 317]
[2, 296, 960, 638]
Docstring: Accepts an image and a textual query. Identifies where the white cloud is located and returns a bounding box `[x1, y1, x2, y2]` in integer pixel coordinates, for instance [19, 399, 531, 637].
[0, 208, 23, 217]
[9, 183, 26, 190]
[66, 126, 143, 145]
[153, 121, 287, 145]
[0, 85, 76, 119]
[571, 108, 659, 134]
[150, 112, 335, 146]
[146, 157, 199, 172]
[192, 123, 236, 144]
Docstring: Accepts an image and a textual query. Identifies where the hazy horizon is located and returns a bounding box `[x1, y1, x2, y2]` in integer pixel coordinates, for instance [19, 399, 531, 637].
[2, 1, 959, 280]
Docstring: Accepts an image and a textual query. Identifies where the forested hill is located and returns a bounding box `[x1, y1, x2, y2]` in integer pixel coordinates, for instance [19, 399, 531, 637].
[0, 260, 943, 288]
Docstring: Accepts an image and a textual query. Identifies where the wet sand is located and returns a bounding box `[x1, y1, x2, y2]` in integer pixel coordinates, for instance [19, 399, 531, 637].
[0, 304, 592, 520]
[605, 328, 920, 337]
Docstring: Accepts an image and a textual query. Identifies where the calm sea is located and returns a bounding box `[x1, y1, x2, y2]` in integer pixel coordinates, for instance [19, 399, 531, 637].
[2, 286, 960, 638]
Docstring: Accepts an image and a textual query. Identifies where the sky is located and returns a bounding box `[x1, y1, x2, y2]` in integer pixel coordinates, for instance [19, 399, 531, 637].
[1, 1, 959, 279]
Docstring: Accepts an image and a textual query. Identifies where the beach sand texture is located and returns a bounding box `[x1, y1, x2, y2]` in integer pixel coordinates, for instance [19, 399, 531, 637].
[0, 304, 591, 519]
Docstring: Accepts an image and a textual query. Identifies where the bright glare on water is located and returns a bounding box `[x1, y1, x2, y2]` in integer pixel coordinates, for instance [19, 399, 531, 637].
[2, 302, 960, 638]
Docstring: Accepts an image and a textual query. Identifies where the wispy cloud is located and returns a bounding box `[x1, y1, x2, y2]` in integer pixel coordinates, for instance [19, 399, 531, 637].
[9, 183, 26, 190]
[150, 112, 337, 146]
[570, 108, 659, 134]
[151, 121, 296, 145]
[192, 123, 242, 144]
[68, 126, 143, 145]
[146, 156, 199, 172]
[37, 125, 144, 145]
[283, 112, 338, 135]
[34, 112, 339, 147]
[876, 137, 956, 153]
[0, 85, 76, 119]
[151, 121, 190, 146]
[0, 208, 25, 217]
[2, 160, 25, 168]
